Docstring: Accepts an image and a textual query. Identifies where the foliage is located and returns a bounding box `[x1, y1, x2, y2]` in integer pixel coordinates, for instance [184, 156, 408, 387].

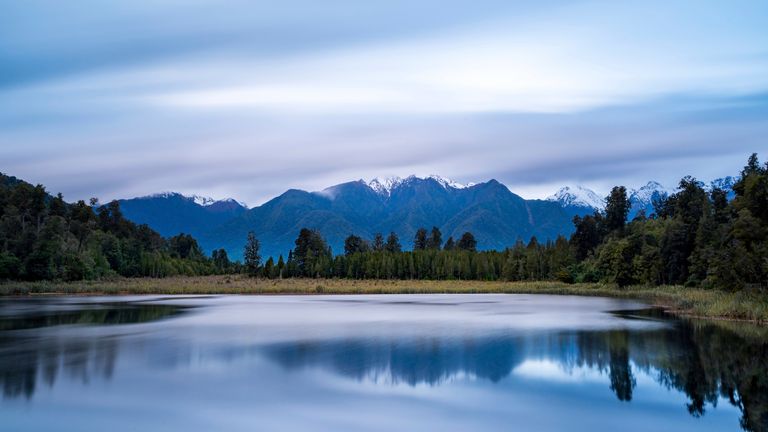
[0, 173, 218, 280]
[243, 231, 261, 277]
[2, 153, 766, 292]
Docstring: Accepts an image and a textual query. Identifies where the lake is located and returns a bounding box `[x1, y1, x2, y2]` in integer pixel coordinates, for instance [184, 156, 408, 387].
[0, 294, 765, 431]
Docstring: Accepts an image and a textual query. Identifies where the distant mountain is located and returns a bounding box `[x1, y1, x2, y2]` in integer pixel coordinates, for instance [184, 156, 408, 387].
[117, 175, 738, 260]
[547, 177, 737, 221]
[194, 176, 573, 260]
[118, 192, 247, 239]
[547, 186, 605, 218]
[627, 181, 671, 220]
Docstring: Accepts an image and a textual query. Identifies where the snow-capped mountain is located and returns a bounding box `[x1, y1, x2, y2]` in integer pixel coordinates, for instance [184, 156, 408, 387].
[118, 192, 248, 239]
[367, 176, 404, 196]
[547, 182, 671, 219]
[628, 181, 671, 219]
[367, 175, 475, 196]
[146, 192, 246, 208]
[200, 177, 573, 260]
[547, 186, 605, 216]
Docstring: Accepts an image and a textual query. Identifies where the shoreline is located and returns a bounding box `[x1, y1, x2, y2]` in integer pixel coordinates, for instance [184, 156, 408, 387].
[1, 276, 766, 324]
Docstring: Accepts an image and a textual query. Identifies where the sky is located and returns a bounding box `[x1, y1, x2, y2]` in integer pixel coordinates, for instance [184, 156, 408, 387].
[1, 0, 767, 206]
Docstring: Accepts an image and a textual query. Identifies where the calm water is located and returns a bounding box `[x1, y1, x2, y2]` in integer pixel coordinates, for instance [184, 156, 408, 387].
[0, 294, 766, 432]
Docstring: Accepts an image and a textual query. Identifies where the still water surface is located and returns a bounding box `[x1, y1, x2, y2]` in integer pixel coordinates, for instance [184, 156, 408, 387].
[0, 294, 765, 431]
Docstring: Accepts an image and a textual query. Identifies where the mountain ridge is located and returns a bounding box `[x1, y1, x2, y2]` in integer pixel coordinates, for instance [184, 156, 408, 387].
[116, 175, 737, 260]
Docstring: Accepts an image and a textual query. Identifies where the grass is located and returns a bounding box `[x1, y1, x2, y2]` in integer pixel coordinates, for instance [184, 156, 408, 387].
[1, 276, 767, 324]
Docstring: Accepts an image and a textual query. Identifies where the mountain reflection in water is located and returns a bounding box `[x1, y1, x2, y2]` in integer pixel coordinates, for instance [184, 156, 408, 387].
[0, 295, 765, 432]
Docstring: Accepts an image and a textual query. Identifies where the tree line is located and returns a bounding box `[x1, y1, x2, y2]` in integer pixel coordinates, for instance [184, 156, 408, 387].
[2, 153, 766, 291]
[0, 174, 235, 280]
[243, 153, 767, 291]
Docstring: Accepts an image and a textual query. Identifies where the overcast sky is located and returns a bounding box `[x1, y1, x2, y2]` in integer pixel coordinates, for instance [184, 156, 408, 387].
[1, 0, 767, 206]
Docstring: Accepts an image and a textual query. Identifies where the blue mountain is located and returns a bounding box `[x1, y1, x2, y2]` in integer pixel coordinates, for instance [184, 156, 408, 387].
[118, 175, 737, 260]
[118, 192, 247, 240]
[198, 176, 574, 260]
[117, 176, 573, 260]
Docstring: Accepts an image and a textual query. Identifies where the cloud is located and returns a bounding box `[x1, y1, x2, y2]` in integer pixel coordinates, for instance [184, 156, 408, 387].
[0, 0, 767, 204]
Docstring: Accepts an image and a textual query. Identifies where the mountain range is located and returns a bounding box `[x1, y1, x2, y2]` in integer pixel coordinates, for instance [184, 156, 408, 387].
[117, 175, 737, 260]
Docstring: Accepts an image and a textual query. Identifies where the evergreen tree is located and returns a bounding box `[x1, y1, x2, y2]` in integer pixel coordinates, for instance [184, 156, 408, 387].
[605, 186, 630, 232]
[372, 233, 385, 252]
[344, 234, 369, 255]
[571, 214, 603, 260]
[385, 232, 401, 253]
[212, 249, 231, 272]
[244, 231, 261, 277]
[277, 255, 285, 278]
[293, 228, 330, 277]
[263, 257, 275, 278]
[413, 228, 428, 250]
[457, 232, 477, 252]
[427, 226, 442, 250]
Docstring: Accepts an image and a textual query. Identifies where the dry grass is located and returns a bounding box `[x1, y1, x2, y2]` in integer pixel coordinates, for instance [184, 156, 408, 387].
[2, 276, 766, 323]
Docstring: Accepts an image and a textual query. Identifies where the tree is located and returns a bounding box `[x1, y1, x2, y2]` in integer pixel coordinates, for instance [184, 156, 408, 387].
[244, 231, 261, 277]
[263, 257, 275, 278]
[444, 236, 455, 250]
[571, 214, 603, 260]
[457, 232, 477, 252]
[293, 228, 330, 277]
[169, 233, 203, 260]
[277, 255, 285, 278]
[385, 232, 401, 253]
[212, 248, 231, 272]
[413, 228, 428, 250]
[372, 233, 385, 252]
[605, 186, 630, 232]
[427, 226, 442, 250]
[344, 234, 369, 255]
[0, 172, 220, 281]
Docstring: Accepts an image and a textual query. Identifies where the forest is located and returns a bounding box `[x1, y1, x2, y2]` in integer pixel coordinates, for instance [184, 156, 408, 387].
[0, 174, 225, 280]
[1, 153, 766, 292]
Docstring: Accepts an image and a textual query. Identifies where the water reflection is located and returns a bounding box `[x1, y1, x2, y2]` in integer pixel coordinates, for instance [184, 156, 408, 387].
[0, 296, 765, 432]
[259, 323, 768, 432]
[0, 301, 186, 331]
[0, 337, 118, 399]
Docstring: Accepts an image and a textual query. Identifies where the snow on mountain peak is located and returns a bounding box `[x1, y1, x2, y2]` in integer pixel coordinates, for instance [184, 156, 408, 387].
[547, 185, 605, 210]
[629, 181, 671, 205]
[425, 175, 474, 189]
[367, 175, 474, 195]
[191, 195, 216, 206]
[143, 192, 245, 208]
[367, 176, 403, 196]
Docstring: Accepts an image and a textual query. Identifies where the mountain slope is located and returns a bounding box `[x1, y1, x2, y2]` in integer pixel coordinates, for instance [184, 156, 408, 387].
[118, 193, 247, 239]
[199, 177, 574, 260]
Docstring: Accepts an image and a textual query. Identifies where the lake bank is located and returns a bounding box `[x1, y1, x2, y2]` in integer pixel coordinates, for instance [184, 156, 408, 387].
[1, 276, 766, 324]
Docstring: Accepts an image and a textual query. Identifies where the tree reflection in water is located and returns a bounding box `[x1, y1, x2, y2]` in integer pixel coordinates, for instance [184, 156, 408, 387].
[0, 303, 184, 399]
[262, 320, 767, 432]
[0, 304, 765, 432]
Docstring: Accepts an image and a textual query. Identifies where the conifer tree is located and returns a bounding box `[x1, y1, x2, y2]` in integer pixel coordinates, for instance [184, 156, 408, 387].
[344, 234, 369, 255]
[427, 226, 442, 250]
[413, 228, 428, 250]
[244, 231, 261, 277]
[385, 232, 402, 253]
[372, 233, 385, 251]
[457, 232, 477, 252]
[605, 186, 630, 232]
